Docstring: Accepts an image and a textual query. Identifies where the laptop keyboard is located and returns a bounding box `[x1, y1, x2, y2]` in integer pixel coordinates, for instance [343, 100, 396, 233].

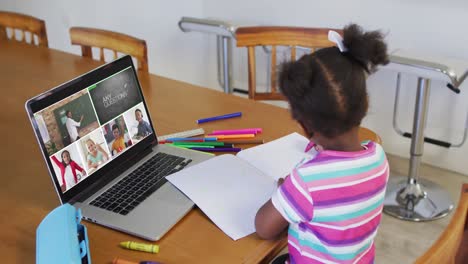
[89, 152, 192, 215]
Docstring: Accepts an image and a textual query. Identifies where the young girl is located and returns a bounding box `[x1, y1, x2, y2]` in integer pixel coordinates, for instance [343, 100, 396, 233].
[51, 150, 86, 192]
[85, 138, 109, 170]
[255, 24, 390, 264]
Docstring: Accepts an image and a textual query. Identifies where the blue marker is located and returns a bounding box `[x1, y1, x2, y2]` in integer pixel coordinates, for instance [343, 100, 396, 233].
[196, 112, 242, 124]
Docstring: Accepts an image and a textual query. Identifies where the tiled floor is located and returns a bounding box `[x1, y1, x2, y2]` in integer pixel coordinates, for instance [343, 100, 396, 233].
[270, 154, 467, 263]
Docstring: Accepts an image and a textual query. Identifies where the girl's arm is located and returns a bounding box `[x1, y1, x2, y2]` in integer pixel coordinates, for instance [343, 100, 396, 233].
[255, 199, 289, 240]
[51, 155, 62, 168]
[71, 161, 86, 176]
[51, 155, 66, 187]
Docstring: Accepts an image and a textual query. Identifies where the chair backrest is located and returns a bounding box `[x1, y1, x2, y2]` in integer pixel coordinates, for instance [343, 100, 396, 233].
[415, 183, 468, 264]
[0, 11, 48, 47]
[236, 26, 339, 101]
[69, 27, 148, 72]
[359, 127, 382, 145]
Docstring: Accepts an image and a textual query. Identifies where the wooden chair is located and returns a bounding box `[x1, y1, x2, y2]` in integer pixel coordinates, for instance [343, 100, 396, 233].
[236, 26, 339, 101]
[236, 26, 382, 144]
[0, 11, 48, 47]
[69, 27, 148, 72]
[415, 183, 468, 264]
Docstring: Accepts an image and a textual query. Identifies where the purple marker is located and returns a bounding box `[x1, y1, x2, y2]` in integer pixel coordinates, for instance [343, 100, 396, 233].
[196, 112, 242, 124]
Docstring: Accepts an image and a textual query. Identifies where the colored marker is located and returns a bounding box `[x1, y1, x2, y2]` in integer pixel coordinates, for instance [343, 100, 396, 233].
[209, 128, 262, 135]
[214, 144, 233, 148]
[120, 241, 159, 254]
[189, 147, 241, 152]
[173, 141, 225, 146]
[112, 258, 137, 264]
[196, 112, 242, 124]
[163, 137, 217, 142]
[213, 134, 255, 139]
[113, 258, 161, 264]
[169, 144, 215, 148]
[221, 139, 265, 144]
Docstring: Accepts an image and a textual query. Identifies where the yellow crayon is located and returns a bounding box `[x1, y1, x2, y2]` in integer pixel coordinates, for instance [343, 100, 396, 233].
[119, 241, 159, 254]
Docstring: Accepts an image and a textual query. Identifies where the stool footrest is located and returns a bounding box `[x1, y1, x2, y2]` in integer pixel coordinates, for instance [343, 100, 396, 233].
[402, 132, 452, 148]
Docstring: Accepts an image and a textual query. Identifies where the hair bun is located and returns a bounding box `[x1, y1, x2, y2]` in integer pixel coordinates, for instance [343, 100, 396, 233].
[343, 24, 389, 72]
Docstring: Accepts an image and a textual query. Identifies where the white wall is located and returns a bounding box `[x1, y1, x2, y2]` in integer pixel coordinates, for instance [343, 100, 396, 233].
[2, 0, 468, 176]
[0, 0, 211, 87]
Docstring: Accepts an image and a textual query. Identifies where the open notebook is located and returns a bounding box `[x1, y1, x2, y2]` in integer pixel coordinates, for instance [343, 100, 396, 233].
[167, 132, 316, 240]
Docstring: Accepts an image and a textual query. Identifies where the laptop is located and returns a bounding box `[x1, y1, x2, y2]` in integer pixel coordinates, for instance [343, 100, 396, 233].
[25, 55, 212, 241]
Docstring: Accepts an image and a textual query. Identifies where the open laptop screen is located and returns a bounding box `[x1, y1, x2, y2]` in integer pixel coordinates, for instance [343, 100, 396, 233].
[26, 56, 156, 202]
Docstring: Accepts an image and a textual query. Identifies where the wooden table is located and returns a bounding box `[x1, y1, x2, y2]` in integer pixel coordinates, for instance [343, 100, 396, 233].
[0, 42, 377, 263]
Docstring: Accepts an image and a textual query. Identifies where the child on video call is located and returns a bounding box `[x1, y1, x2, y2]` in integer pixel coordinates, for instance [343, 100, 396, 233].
[111, 124, 126, 155]
[51, 150, 86, 192]
[85, 138, 109, 170]
[255, 24, 390, 264]
[135, 108, 152, 138]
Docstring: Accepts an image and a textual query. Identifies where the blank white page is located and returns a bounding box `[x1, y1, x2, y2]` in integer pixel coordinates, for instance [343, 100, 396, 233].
[167, 154, 276, 240]
[236, 132, 313, 180]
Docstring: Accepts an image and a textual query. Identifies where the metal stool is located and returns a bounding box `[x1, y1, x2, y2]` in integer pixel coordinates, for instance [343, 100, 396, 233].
[179, 17, 241, 94]
[383, 54, 468, 221]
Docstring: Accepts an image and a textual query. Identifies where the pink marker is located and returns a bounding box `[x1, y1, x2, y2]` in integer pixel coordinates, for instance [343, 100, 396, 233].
[209, 128, 262, 135]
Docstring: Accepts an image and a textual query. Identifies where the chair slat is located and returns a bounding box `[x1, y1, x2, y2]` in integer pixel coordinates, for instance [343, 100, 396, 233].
[291, 46, 296, 61]
[81, 46, 92, 58]
[247, 46, 256, 100]
[99, 47, 105, 62]
[19, 30, 24, 42]
[0, 26, 6, 41]
[271, 45, 277, 93]
[113, 50, 118, 60]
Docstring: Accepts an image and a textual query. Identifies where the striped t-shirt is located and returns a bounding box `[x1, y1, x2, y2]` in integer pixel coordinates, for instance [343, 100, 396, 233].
[271, 141, 389, 264]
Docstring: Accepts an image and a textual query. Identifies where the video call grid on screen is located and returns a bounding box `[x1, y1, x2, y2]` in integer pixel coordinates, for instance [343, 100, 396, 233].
[33, 67, 153, 193]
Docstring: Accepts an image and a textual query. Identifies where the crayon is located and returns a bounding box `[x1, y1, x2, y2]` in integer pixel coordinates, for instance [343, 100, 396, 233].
[120, 241, 159, 254]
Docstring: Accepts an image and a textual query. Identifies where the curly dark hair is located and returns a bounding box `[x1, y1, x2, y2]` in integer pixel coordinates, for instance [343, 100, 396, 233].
[279, 24, 389, 138]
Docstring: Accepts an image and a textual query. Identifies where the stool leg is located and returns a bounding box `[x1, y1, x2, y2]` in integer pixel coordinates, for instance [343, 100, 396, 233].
[222, 36, 232, 94]
[383, 78, 454, 221]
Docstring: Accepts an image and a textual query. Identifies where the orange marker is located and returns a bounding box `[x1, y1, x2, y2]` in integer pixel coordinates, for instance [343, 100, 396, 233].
[113, 258, 138, 264]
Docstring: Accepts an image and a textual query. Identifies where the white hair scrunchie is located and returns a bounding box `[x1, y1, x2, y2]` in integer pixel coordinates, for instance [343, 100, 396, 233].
[328, 30, 348, 53]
